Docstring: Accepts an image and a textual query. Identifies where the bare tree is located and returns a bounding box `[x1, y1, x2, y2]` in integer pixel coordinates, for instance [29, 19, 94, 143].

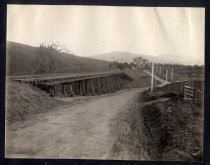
[133, 57, 150, 70]
[32, 42, 70, 74]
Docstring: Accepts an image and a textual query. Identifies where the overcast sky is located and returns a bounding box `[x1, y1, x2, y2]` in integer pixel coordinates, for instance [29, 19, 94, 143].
[7, 5, 205, 65]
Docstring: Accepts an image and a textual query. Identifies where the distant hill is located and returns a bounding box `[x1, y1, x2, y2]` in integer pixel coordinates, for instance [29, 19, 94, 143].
[6, 42, 114, 76]
[89, 51, 197, 65]
[89, 51, 139, 63]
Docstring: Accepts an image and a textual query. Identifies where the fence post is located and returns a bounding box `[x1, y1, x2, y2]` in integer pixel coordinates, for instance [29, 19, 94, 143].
[171, 68, 173, 82]
[151, 61, 154, 92]
[180, 81, 184, 96]
[193, 81, 196, 101]
[159, 66, 161, 75]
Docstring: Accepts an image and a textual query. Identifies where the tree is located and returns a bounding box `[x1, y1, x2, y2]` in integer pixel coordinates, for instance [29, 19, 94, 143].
[32, 42, 70, 74]
[133, 57, 150, 70]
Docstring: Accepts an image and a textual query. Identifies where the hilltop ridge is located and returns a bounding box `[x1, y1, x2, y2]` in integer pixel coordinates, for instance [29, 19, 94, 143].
[6, 41, 114, 76]
[89, 51, 201, 65]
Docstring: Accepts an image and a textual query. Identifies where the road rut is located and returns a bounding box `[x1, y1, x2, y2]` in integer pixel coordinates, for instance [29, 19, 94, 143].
[6, 88, 146, 159]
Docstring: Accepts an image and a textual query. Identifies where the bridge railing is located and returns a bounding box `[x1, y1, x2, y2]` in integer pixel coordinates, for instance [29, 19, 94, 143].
[8, 71, 125, 84]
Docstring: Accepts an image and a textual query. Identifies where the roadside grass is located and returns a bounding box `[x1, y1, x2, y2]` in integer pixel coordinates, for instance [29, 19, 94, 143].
[110, 88, 203, 161]
[126, 69, 160, 88]
[6, 81, 66, 123]
[140, 90, 203, 161]
[108, 99, 147, 160]
[155, 68, 204, 81]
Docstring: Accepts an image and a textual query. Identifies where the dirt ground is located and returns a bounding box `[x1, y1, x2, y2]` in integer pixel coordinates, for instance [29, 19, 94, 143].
[5, 87, 147, 159]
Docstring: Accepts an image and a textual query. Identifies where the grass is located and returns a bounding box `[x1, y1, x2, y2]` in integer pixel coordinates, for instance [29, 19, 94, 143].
[5, 81, 66, 123]
[140, 90, 203, 161]
[125, 68, 160, 88]
[154, 67, 204, 81]
[6, 41, 115, 76]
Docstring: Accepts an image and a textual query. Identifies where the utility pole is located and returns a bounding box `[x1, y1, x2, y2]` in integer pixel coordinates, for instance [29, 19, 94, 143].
[151, 61, 154, 92]
[159, 66, 161, 75]
[171, 68, 173, 82]
[156, 64, 158, 73]
[165, 69, 168, 84]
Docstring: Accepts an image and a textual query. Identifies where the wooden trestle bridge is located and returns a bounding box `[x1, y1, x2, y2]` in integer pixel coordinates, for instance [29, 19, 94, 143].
[8, 71, 132, 97]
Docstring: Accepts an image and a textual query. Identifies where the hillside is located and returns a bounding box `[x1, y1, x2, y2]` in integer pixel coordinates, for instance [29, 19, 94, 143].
[89, 51, 199, 65]
[89, 51, 140, 63]
[6, 42, 114, 76]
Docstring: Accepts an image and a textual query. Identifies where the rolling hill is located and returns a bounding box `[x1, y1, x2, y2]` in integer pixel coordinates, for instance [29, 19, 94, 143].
[6, 42, 114, 76]
[89, 51, 198, 65]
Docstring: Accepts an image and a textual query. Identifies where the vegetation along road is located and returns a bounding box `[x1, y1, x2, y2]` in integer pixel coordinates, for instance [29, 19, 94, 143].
[6, 87, 148, 159]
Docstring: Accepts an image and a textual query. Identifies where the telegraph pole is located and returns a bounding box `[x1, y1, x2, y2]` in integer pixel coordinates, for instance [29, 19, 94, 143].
[151, 61, 154, 92]
[156, 64, 158, 73]
[171, 68, 173, 82]
[159, 66, 161, 75]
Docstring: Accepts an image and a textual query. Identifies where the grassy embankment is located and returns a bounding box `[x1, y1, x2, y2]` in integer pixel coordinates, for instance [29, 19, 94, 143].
[6, 81, 67, 123]
[125, 68, 160, 88]
[110, 86, 203, 161]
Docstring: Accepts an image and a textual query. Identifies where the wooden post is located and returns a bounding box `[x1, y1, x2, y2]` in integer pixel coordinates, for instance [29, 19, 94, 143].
[171, 68, 173, 82]
[70, 83, 74, 97]
[114, 77, 117, 91]
[49, 86, 55, 97]
[151, 61, 154, 92]
[82, 81, 86, 96]
[100, 78, 104, 93]
[159, 66, 161, 75]
[72, 82, 75, 95]
[115, 77, 118, 91]
[62, 84, 66, 96]
[109, 77, 114, 92]
[112, 77, 116, 92]
[54, 85, 56, 96]
[88, 80, 92, 95]
[165, 70, 168, 84]
[107, 77, 111, 93]
[78, 81, 81, 95]
[91, 80, 95, 95]
[97, 78, 101, 94]
[75, 81, 78, 95]
[85, 80, 88, 95]
[193, 81, 196, 101]
[103, 78, 107, 93]
[117, 76, 121, 90]
[116, 76, 120, 90]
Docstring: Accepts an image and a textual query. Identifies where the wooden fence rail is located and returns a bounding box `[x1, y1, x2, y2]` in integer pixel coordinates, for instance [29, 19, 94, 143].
[154, 80, 204, 107]
[184, 85, 195, 100]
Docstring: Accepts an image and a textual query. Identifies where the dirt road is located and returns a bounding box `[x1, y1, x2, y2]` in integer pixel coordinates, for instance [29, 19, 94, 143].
[6, 88, 146, 159]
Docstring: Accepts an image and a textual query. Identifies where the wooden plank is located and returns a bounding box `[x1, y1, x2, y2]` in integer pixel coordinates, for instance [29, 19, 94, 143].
[184, 85, 194, 89]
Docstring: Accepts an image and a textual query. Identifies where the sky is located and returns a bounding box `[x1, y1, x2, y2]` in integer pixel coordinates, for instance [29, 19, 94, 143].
[7, 5, 205, 65]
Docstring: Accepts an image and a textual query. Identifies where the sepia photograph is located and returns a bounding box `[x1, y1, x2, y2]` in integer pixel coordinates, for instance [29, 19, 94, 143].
[5, 5, 204, 161]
